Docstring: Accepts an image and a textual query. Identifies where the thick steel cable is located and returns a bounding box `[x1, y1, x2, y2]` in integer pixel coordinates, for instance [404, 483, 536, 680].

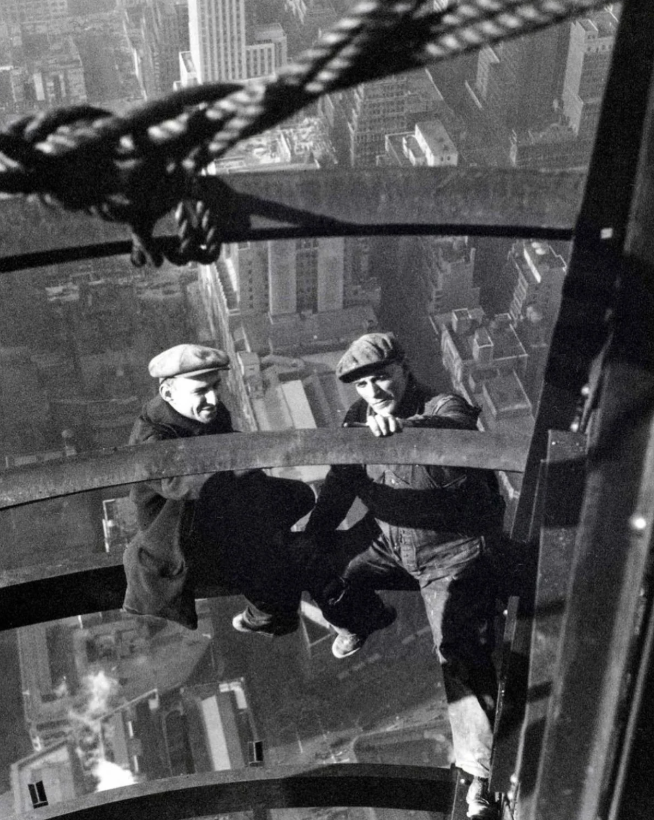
[0, 0, 611, 264]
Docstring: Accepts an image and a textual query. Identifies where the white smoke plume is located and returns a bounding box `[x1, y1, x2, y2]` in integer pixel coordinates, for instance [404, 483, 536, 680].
[68, 671, 136, 792]
[93, 759, 136, 791]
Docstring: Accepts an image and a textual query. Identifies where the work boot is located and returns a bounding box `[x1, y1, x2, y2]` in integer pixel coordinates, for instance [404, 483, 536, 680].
[466, 776, 499, 819]
[331, 604, 397, 659]
[232, 609, 299, 637]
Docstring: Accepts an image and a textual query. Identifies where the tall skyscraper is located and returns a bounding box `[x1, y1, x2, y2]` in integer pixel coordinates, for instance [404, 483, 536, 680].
[321, 75, 409, 168]
[470, 24, 565, 137]
[561, 9, 618, 140]
[345, 75, 409, 167]
[142, 0, 191, 96]
[507, 240, 567, 329]
[220, 237, 345, 317]
[188, 0, 287, 83]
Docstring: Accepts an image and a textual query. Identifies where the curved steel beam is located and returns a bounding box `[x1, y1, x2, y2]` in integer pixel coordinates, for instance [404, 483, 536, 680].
[0, 168, 583, 273]
[0, 428, 529, 510]
[11, 764, 455, 820]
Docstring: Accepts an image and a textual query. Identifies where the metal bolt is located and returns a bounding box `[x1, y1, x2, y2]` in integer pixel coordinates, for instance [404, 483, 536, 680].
[630, 514, 648, 532]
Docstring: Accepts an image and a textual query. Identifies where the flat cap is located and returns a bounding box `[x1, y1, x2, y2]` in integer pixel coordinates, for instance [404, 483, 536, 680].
[148, 344, 230, 379]
[336, 332, 405, 383]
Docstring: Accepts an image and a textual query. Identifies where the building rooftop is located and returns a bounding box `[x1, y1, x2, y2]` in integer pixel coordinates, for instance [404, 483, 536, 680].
[239, 304, 377, 356]
[483, 370, 532, 417]
[447, 312, 526, 364]
[215, 117, 335, 172]
[415, 120, 456, 157]
[511, 240, 567, 283]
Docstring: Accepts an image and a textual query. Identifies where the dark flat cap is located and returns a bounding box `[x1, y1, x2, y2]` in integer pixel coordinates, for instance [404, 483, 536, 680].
[148, 344, 230, 379]
[336, 332, 405, 382]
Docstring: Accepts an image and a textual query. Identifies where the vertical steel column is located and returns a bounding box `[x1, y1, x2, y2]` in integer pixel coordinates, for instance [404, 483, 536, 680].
[509, 432, 586, 818]
[492, 0, 654, 800]
[521, 1, 654, 817]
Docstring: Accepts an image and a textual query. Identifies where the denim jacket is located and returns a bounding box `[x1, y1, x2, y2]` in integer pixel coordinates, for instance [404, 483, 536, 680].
[306, 380, 504, 549]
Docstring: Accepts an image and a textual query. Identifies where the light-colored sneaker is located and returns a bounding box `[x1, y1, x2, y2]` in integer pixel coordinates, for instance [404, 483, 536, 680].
[466, 776, 499, 819]
[331, 604, 397, 659]
[232, 610, 299, 638]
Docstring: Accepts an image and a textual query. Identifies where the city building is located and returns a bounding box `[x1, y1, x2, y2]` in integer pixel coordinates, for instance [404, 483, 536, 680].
[416, 236, 480, 321]
[506, 240, 567, 328]
[440, 308, 528, 401]
[561, 9, 618, 140]
[509, 121, 593, 170]
[10, 739, 85, 815]
[16, 610, 216, 752]
[469, 24, 564, 137]
[384, 119, 458, 168]
[215, 235, 344, 318]
[10, 670, 259, 812]
[188, 0, 287, 84]
[27, 36, 87, 108]
[284, 0, 335, 26]
[139, 0, 191, 97]
[514, 304, 550, 405]
[440, 307, 534, 508]
[320, 75, 408, 168]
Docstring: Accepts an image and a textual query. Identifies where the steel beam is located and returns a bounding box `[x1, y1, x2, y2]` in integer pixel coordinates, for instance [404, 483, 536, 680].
[507, 431, 586, 814]
[0, 168, 583, 272]
[0, 428, 529, 510]
[9, 764, 455, 820]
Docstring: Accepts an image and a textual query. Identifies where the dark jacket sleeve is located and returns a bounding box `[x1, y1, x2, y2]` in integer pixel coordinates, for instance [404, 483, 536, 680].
[406, 392, 481, 430]
[305, 402, 369, 538]
[128, 415, 213, 501]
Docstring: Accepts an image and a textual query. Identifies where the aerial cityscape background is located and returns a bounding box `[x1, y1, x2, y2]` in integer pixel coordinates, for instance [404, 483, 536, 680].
[0, 0, 619, 816]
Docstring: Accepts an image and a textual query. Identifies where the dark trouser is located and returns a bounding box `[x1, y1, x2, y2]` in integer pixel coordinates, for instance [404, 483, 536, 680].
[189, 472, 387, 633]
[328, 516, 498, 779]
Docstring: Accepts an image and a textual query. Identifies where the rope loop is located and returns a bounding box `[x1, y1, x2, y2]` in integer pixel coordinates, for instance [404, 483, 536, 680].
[0, 0, 610, 266]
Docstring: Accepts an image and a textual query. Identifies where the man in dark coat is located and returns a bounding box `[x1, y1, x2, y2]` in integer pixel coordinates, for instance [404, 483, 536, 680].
[304, 333, 505, 820]
[123, 343, 394, 643]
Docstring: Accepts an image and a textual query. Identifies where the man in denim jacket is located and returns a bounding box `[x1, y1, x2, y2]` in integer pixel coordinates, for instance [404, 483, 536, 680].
[305, 332, 504, 820]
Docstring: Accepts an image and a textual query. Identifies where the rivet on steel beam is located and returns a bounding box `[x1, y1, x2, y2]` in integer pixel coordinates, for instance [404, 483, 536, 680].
[630, 515, 648, 532]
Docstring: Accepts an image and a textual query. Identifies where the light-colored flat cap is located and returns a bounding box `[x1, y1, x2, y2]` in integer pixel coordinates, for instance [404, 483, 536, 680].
[336, 332, 405, 383]
[148, 344, 230, 379]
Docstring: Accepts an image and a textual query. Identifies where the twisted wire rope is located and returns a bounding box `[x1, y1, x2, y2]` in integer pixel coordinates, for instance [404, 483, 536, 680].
[0, 0, 612, 264]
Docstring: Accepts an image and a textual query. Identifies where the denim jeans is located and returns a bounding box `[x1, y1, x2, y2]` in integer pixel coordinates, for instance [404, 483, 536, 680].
[330, 515, 497, 779]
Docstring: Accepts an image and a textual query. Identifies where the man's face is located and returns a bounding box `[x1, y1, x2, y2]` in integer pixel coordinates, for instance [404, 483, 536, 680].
[353, 362, 409, 416]
[161, 372, 224, 424]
